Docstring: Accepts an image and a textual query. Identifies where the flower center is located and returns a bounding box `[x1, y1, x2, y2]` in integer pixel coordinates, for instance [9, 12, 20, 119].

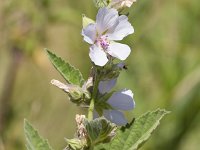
[98, 36, 110, 50]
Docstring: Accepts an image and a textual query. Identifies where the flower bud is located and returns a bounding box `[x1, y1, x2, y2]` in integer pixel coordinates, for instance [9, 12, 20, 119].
[75, 114, 87, 139]
[110, 0, 136, 9]
[51, 79, 91, 105]
[93, 0, 112, 8]
[65, 138, 86, 150]
[100, 63, 125, 80]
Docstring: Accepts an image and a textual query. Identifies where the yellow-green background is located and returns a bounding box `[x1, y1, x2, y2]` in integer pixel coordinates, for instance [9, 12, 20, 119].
[0, 0, 200, 149]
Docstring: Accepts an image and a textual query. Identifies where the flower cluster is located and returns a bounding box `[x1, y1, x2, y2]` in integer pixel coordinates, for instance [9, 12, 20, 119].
[24, 1, 168, 150]
[81, 5, 135, 125]
[51, 1, 136, 127]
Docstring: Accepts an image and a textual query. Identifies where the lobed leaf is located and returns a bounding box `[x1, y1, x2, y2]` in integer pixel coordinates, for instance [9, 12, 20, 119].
[46, 49, 85, 86]
[95, 109, 170, 150]
[24, 119, 53, 150]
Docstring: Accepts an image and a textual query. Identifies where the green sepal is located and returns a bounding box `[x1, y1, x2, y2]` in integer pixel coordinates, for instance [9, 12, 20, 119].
[65, 138, 87, 150]
[85, 117, 116, 147]
[98, 63, 125, 81]
[82, 14, 95, 28]
[69, 89, 91, 105]
[98, 91, 114, 103]
[95, 92, 114, 116]
[24, 119, 53, 150]
[93, 0, 111, 8]
[46, 49, 85, 86]
[68, 86, 85, 100]
[94, 109, 170, 150]
[51, 79, 91, 105]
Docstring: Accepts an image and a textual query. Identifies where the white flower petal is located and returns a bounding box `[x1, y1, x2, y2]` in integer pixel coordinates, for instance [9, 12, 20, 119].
[96, 8, 118, 35]
[98, 78, 117, 94]
[106, 15, 134, 41]
[103, 110, 127, 125]
[82, 23, 97, 44]
[108, 42, 131, 60]
[108, 89, 135, 110]
[89, 45, 108, 66]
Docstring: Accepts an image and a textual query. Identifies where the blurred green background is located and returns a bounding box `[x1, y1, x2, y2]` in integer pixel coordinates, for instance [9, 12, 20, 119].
[0, 0, 200, 149]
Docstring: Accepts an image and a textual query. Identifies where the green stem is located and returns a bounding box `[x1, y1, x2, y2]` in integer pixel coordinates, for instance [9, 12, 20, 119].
[88, 68, 100, 120]
[88, 98, 95, 121]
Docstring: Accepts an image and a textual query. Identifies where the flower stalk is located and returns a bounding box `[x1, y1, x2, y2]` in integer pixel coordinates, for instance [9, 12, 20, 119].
[22, 1, 170, 150]
[88, 67, 100, 120]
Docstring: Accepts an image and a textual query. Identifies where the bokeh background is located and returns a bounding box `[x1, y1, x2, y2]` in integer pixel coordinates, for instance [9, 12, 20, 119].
[0, 0, 200, 149]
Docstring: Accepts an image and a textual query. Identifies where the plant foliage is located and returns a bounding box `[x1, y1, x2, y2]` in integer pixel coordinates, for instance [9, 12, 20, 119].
[95, 109, 170, 150]
[24, 119, 53, 150]
[46, 49, 85, 86]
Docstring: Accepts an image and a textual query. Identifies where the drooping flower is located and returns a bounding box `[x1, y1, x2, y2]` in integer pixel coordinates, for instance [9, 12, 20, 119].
[82, 7, 134, 66]
[96, 79, 135, 125]
[98, 78, 117, 94]
[110, 0, 136, 9]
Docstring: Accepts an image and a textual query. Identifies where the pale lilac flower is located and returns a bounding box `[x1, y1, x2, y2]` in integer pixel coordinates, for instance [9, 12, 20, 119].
[82, 7, 134, 66]
[96, 79, 135, 125]
[98, 78, 117, 94]
[111, 0, 136, 9]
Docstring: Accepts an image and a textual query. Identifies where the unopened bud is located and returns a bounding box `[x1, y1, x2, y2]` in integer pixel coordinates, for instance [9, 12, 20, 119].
[110, 0, 136, 9]
[75, 114, 87, 139]
[51, 79, 91, 104]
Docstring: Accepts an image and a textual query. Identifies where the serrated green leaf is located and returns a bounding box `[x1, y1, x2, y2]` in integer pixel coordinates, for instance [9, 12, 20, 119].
[82, 14, 95, 28]
[46, 49, 85, 86]
[95, 109, 170, 150]
[24, 119, 53, 150]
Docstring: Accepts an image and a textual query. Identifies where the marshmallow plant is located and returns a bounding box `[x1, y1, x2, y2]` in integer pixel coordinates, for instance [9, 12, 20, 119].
[24, 0, 169, 150]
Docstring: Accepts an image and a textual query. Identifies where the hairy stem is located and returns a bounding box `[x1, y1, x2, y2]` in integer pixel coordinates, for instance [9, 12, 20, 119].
[88, 98, 95, 120]
[88, 68, 100, 120]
